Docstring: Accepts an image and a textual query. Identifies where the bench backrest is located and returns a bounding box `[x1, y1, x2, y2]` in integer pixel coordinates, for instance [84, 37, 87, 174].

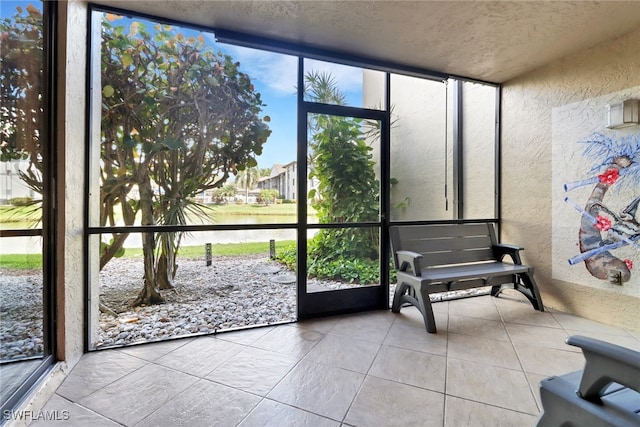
[390, 223, 499, 269]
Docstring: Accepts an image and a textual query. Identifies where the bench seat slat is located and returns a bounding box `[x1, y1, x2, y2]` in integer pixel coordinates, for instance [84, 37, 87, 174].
[423, 248, 496, 266]
[401, 235, 493, 254]
[395, 223, 492, 240]
[415, 261, 530, 282]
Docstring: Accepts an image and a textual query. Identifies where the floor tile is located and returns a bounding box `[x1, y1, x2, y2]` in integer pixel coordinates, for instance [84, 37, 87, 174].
[24, 295, 640, 427]
[391, 306, 449, 332]
[329, 311, 394, 343]
[448, 315, 510, 341]
[368, 344, 446, 392]
[447, 333, 520, 369]
[383, 322, 448, 356]
[513, 343, 585, 377]
[293, 316, 342, 334]
[238, 399, 340, 427]
[30, 394, 121, 427]
[303, 333, 380, 374]
[136, 379, 261, 427]
[206, 346, 298, 396]
[56, 349, 148, 402]
[117, 337, 193, 362]
[495, 298, 561, 329]
[525, 372, 548, 410]
[344, 375, 445, 427]
[78, 363, 199, 425]
[430, 300, 450, 314]
[267, 360, 364, 421]
[446, 358, 538, 414]
[449, 298, 501, 322]
[505, 323, 572, 351]
[444, 395, 538, 427]
[155, 336, 245, 376]
[215, 326, 275, 345]
[251, 325, 325, 358]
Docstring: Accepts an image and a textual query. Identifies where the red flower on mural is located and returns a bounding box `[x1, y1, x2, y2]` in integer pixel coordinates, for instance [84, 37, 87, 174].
[594, 215, 612, 231]
[598, 168, 620, 185]
[624, 259, 633, 270]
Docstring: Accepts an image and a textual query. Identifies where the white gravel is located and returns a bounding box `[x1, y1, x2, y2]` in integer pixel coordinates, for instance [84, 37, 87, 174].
[1, 254, 486, 357]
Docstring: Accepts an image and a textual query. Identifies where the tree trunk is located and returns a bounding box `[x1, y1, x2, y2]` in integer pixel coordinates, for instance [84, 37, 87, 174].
[131, 176, 164, 307]
[155, 228, 180, 290]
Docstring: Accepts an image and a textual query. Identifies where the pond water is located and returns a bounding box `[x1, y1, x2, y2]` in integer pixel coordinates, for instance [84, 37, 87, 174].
[0, 213, 318, 254]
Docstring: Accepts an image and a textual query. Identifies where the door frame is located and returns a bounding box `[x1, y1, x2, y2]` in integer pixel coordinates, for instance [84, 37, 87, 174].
[296, 63, 391, 318]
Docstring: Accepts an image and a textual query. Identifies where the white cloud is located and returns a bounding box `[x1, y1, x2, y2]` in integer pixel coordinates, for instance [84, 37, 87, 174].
[203, 33, 364, 97]
[208, 38, 299, 95]
[303, 59, 364, 94]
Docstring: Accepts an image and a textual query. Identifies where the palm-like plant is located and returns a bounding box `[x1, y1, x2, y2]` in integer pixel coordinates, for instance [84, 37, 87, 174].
[236, 166, 260, 203]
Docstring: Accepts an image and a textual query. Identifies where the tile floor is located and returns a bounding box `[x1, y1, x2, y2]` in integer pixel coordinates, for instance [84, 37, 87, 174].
[31, 291, 640, 427]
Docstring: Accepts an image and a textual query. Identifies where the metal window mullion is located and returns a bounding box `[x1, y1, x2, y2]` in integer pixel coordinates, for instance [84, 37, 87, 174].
[296, 57, 307, 314]
[495, 85, 502, 236]
[452, 80, 463, 220]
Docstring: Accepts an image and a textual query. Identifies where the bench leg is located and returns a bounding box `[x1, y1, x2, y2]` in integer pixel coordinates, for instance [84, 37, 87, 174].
[491, 273, 544, 312]
[391, 282, 410, 313]
[391, 281, 437, 333]
[415, 285, 437, 333]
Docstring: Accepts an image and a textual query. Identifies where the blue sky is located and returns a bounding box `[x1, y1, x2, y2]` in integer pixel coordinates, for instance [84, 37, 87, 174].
[208, 42, 365, 169]
[2, 1, 364, 170]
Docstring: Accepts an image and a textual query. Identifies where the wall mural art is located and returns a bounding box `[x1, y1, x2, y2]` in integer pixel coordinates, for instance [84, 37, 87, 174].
[552, 89, 639, 296]
[563, 133, 640, 283]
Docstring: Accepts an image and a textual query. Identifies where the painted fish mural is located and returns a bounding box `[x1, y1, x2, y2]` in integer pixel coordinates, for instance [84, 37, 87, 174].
[564, 133, 640, 283]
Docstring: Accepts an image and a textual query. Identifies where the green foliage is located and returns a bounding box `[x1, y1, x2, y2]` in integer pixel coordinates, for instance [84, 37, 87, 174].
[101, 238, 125, 258]
[211, 184, 236, 203]
[258, 189, 279, 205]
[276, 242, 383, 285]
[0, 4, 45, 203]
[275, 69, 384, 284]
[98, 14, 272, 292]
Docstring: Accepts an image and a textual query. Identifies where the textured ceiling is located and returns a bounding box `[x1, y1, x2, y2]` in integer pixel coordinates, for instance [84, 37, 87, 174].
[91, 1, 640, 83]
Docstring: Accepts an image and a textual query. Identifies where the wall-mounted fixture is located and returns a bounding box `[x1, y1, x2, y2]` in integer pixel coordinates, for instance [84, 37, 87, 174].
[606, 99, 639, 129]
[608, 269, 623, 285]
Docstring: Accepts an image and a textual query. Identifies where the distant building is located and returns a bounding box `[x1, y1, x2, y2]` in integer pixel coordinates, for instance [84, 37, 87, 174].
[256, 161, 319, 201]
[257, 162, 297, 200]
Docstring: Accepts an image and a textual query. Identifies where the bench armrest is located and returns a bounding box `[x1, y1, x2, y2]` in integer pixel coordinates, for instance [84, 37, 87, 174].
[492, 243, 524, 264]
[566, 335, 640, 402]
[396, 250, 423, 276]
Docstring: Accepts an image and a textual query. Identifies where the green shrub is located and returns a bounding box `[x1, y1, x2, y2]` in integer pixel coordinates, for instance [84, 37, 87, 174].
[276, 242, 392, 285]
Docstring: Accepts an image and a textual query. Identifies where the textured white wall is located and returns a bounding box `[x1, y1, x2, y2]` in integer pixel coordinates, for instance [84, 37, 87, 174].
[57, 0, 88, 366]
[462, 82, 496, 219]
[502, 27, 640, 331]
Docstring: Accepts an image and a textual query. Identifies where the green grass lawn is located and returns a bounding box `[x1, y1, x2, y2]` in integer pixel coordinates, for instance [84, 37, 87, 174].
[120, 240, 295, 258]
[0, 253, 44, 270]
[206, 203, 309, 216]
[0, 241, 296, 270]
[1, 202, 303, 269]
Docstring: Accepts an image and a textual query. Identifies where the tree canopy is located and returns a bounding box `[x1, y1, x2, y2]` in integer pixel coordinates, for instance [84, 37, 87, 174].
[0, 4, 45, 199]
[99, 15, 271, 304]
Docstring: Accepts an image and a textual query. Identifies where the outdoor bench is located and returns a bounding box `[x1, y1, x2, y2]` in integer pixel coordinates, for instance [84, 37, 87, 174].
[536, 335, 640, 427]
[390, 222, 544, 333]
